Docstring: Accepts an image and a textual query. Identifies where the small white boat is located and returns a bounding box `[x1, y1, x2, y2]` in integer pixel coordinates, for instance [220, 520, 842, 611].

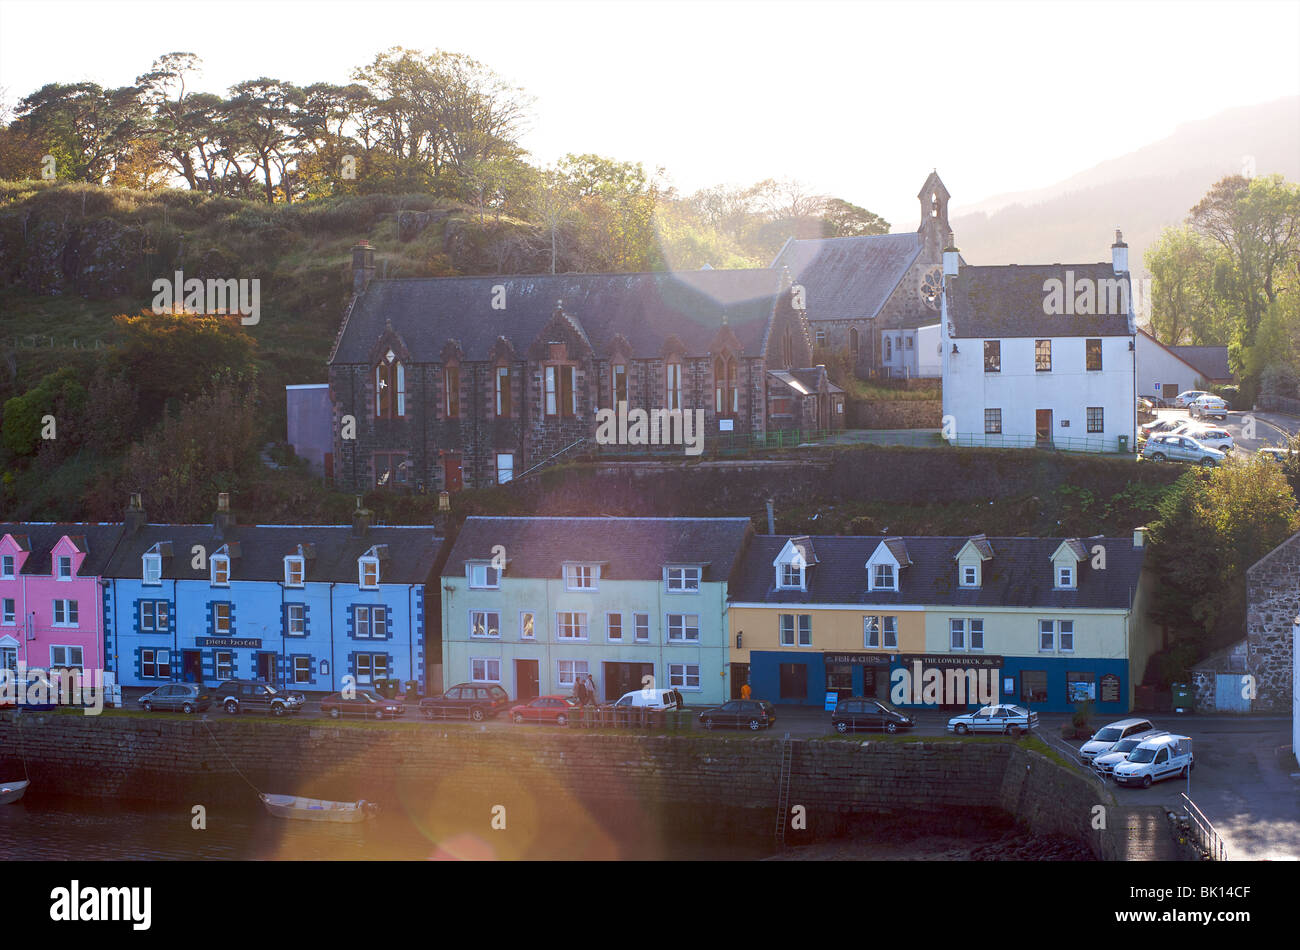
[259, 793, 378, 823]
[0, 780, 29, 805]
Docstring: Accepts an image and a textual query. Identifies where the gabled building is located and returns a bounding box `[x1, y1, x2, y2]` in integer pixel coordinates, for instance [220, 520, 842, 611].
[440, 516, 753, 704]
[1134, 329, 1231, 404]
[940, 233, 1137, 452]
[728, 530, 1153, 712]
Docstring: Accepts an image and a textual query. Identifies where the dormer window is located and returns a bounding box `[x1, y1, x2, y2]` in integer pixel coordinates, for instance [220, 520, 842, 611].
[1, 555, 13, 579]
[359, 557, 380, 589]
[961, 565, 978, 587]
[665, 566, 700, 592]
[565, 564, 598, 591]
[211, 555, 230, 587]
[1057, 566, 1075, 589]
[469, 563, 500, 589]
[779, 563, 803, 589]
[285, 556, 305, 587]
[143, 553, 162, 586]
[57, 556, 73, 580]
[872, 564, 895, 590]
[773, 538, 816, 593]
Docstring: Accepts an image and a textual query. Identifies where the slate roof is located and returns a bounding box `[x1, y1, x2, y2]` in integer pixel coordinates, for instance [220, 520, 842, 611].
[0, 523, 124, 576]
[946, 263, 1133, 338]
[444, 517, 753, 582]
[730, 535, 1144, 609]
[771, 232, 922, 323]
[958, 535, 994, 560]
[101, 524, 442, 585]
[331, 269, 786, 364]
[1170, 345, 1231, 382]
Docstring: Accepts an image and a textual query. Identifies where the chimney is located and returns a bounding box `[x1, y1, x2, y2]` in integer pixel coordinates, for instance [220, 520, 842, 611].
[1112, 229, 1128, 275]
[352, 242, 375, 294]
[766, 498, 775, 535]
[1133, 526, 1146, 548]
[124, 493, 146, 535]
[213, 493, 235, 539]
[352, 497, 371, 539]
[943, 245, 960, 278]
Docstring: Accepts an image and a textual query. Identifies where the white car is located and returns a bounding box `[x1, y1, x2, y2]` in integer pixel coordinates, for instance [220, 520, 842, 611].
[1173, 422, 1234, 453]
[1175, 390, 1208, 408]
[1092, 729, 1168, 777]
[1113, 734, 1194, 788]
[609, 688, 681, 711]
[1189, 394, 1228, 420]
[947, 704, 1038, 735]
[1079, 717, 1155, 761]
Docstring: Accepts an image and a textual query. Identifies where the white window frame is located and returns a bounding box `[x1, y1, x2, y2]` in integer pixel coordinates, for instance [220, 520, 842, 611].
[470, 610, 501, 639]
[52, 599, 79, 627]
[519, 611, 535, 640]
[871, 563, 895, 591]
[1039, 620, 1055, 653]
[1056, 565, 1075, 589]
[287, 604, 306, 636]
[564, 564, 598, 591]
[665, 566, 701, 593]
[143, 553, 162, 586]
[284, 556, 305, 587]
[1059, 620, 1074, 653]
[293, 656, 311, 684]
[556, 611, 588, 640]
[882, 615, 898, 649]
[950, 618, 966, 651]
[606, 611, 623, 641]
[668, 663, 700, 690]
[666, 613, 699, 643]
[50, 645, 83, 669]
[213, 602, 231, 635]
[56, 555, 73, 580]
[140, 648, 170, 679]
[557, 659, 589, 689]
[0, 555, 13, 579]
[496, 453, 514, 484]
[961, 564, 978, 588]
[969, 618, 984, 652]
[359, 557, 380, 589]
[633, 612, 650, 642]
[1, 598, 14, 625]
[777, 561, 803, 591]
[211, 554, 230, 587]
[470, 657, 502, 683]
[215, 651, 234, 680]
[863, 616, 880, 648]
[468, 563, 500, 590]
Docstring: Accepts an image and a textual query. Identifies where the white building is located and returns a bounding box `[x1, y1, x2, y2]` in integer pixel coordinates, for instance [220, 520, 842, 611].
[1134, 330, 1230, 404]
[940, 233, 1137, 452]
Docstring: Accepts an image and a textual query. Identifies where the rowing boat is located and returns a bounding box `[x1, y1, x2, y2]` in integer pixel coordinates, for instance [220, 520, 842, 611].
[0, 780, 29, 805]
[258, 792, 378, 823]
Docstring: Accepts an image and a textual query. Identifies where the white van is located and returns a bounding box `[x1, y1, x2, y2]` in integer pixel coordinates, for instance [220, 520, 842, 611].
[610, 688, 681, 711]
[1079, 718, 1154, 761]
[1113, 734, 1194, 787]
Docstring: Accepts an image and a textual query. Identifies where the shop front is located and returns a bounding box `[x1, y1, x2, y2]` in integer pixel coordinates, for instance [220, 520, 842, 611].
[996, 657, 1129, 714]
[749, 650, 894, 706]
[888, 653, 1005, 709]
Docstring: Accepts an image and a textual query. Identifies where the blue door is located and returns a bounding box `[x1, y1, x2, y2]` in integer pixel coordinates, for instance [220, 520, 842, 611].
[1214, 674, 1250, 712]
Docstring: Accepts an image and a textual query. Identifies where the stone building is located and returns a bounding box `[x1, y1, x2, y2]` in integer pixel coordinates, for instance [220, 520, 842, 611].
[1244, 530, 1300, 713]
[327, 252, 815, 491]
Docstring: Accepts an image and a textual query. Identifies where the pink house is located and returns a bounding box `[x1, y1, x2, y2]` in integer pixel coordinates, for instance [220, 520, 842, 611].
[0, 524, 122, 687]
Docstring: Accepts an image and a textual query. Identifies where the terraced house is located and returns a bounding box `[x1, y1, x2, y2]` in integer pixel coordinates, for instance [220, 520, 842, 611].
[103, 495, 442, 694]
[440, 516, 753, 704]
[728, 530, 1155, 713]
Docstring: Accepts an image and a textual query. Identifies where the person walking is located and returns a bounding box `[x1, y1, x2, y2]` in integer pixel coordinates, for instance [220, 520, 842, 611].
[740, 681, 752, 700]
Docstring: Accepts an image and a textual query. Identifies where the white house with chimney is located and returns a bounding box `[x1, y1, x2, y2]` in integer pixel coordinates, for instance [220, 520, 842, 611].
[939, 233, 1137, 453]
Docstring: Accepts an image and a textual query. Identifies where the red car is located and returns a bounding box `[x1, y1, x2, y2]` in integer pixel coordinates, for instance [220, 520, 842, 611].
[510, 695, 579, 726]
[319, 690, 405, 720]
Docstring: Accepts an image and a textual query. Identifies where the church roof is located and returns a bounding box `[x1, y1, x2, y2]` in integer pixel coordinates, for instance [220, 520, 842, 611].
[771, 232, 922, 324]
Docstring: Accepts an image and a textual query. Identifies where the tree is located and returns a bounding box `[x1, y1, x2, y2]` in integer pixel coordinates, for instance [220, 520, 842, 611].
[820, 198, 890, 237]
[135, 52, 205, 189]
[1, 368, 86, 458]
[1143, 225, 1228, 345]
[11, 82, 144, 183]
[226, 78, 302, 203]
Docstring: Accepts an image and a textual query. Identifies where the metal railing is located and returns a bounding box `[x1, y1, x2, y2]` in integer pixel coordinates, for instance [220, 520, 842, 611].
[1180, 793, 1228, 861]
[567, 705, 694, 732]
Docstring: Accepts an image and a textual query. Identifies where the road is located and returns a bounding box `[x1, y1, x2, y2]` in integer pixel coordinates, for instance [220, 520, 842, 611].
[1147, 406, 1296, 455]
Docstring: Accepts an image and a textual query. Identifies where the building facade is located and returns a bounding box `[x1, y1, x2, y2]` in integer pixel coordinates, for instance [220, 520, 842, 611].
[1244, 530, 1300, 714]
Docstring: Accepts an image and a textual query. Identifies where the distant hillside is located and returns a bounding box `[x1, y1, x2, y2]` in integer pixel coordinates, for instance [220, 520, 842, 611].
[950, 97, 1300, 280]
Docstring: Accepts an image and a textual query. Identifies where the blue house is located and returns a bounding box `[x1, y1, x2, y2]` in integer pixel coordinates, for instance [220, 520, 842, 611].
[102, 494, 442, 694]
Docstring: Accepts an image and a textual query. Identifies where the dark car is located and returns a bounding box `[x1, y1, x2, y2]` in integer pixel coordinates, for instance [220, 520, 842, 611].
[697, 699, 777, 731]
[138, 683, 210, 714]
[214, 680, 305, 716]
[319, 690, 405, 720]
[831, 697, 914, 734]
[420, 683, 511, 721]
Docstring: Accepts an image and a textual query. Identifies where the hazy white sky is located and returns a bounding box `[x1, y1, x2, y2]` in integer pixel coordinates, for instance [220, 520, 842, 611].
[2, 0, 1297, 227]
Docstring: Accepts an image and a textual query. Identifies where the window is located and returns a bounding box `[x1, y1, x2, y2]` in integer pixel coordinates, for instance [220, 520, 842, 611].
[214, 603, 231, 635]
[215, 651, 234, 680]
[1086, 338, 1102, 371]
[471, 658, 502, 683]
[1059, 620, 1074, 652]
[666, 362, 682, 411]
[1057, 565, 1075, 589]
[882, 616, 898, 649]
[395, 362, 405, 416]
[826, 662, 853, 691]
[143, 553, 162, 585]
[355, 654, 389, 686]
[961, 565, 978, 587]
[141, 648, 170, 679]
[778, 562, 803, 590]
[984, 409, 1002, 434]
[519, 611, 535, 640]
[557, 659, 589, 689]
[815, 328, 826, 346]
[634, 613, 650, 642]
[211, 555, 229, 587]
[1086, 407, 1104, 433]
[57, 556, 72, 579]
[606, 612, 623, 641]
[468, 564, 500, 589]
[1021, 670, 1048, 704]
[0, 555, 12, 579]
[545, 365, 576, 418]
[969, 619, 984, 651]
[1039, 620, 1055, 652]
[884, 336, 893, 362]
[287, 604, 305, 635]
[359, 557, 379, 589]
[771, 395, 794, 416]
[905, 336, 913, 350]
[984, 340, 1001, 373]
[779, 613, 811, 647]
[714, 356, 738, 416]
[872, 564, 895, 590]
[565, 564, 597, 591]
[374, 452, 408, 488]
[556, 612, 587, 640]
[141, 601, 169, 633]
[1035, 339, 1052, 372]
[612, 363, 628, 406]
[445, 365, 460, 418]
[950, 618, 965, 650]
[863, 616, 879, 648]
[52, 600, 78, 626]
[285, 557, 304, 587]
[495, 365, 512, 418]
[668, 663, 700, 690]
[850, 327, 859, 354]
[666, 613, 699, 642]
[355, 605, 387, 638]
[496, 454, 514, 485]
[666, 566, 701, 592]
[1, 598, 13, 624]
[470, 610, 500, 638]
[375, 357, 405, 418]
[293, 656, 311, 684]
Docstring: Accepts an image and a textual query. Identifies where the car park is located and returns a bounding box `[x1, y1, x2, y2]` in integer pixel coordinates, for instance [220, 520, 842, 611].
[609, 688, 682, 711]
[511, 695, 579, 725]
[214, 680, 305, 716]
[1138, 418, 1182, 442]
[830, 697, 915, 734]
[697, 699, 777, 731]
[137, 683, 210, 714]
[1079, 717, 1156, 761]
[946, 704, 1038, 735]
[1092, 729, 1168, 778]
[1140, 433, 1224, 466]
[419, 683, 511, 721]
[1175, 390, 1208, 408]
[1172, 423, 1234, 453]
[1188, 394, 1228, 420]
[319, 690, 405, 720]
[1113, 734, 1194, 787]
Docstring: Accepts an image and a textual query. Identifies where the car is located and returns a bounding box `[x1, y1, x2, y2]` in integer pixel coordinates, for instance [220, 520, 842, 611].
[214, 680, 305, 716]
[511, 695, 579, 725]
[697, 699, 777, 731]
[419, 683, 511, 721]
[1078, 717, 1156, 761]
[1188, 394, 1228, 420]
[1092, 729, 1168, 778]
[319, 690, 405, 720]
[137, 683, 210, 714]
[1140, 433, 1225, 466]
[830, 697, 914, 734]
[608, 688, 682, 711]
[1175, 390, 1208, 408]
[1259, 446, 1298, 463]
[947, 704, 1038, 735]
[1113, 734, 1194, 788]
[1172, 423, 1234, 453]
[1138, 418, 1182, 442]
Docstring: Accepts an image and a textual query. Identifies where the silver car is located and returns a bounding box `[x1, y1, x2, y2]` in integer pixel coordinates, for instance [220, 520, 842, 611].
[1173, 423, 1234, 453]
[947, 704, 1038, 735]
[1141, 433, 1224, 467]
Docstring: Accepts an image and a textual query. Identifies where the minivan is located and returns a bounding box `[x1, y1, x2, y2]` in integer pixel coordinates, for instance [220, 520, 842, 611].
[1113, 734, 1194, 787]
[1079, 718, 1154, 761]
[609, 688, 681, 711]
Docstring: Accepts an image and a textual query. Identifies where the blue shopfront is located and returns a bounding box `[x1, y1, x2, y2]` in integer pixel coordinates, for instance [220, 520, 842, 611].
[750, 651, 893, 706]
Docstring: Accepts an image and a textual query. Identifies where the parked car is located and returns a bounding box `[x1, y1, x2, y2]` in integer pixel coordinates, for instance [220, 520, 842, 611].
[946, 704, 1038, 735]
[1188, 394, 1228, 421]
[1092, 729, 1168, 778]
[137, 683, 211, 714]
[511, 695, 579, 725]
[1113, 734, 1194, 787]
[1140, 433, 1225, 466]
[1172, 422, 1234, 453]
[319, 690, 405, 720]
[1175, 390, 1208, 408]
[1259, 446, 1298, 463]
[697, 699, 777, 731]
[214, 680, 305, 716]
[608, 688, 681, 711]
[419, 683, 511, 721]
[831, 698, 915, 734]
[1138, 418, 1182, 442]
[1078, 717, 1156, 761]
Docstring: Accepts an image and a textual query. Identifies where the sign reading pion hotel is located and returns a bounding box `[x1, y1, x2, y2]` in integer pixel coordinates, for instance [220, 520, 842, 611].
[196, 637, 262, 648]
[891, 654, 1005, 706]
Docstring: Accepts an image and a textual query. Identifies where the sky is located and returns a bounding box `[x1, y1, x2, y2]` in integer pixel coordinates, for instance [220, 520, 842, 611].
[1, 0, 1298, 228]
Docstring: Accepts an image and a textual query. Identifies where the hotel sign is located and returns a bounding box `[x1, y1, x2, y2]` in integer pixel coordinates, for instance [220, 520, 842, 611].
[897, 654, 1004, 668]
[196, 637, 262, 648]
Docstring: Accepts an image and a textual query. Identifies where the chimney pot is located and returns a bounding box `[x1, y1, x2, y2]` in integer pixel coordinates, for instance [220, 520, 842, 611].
[1133, 526, 1146, 548]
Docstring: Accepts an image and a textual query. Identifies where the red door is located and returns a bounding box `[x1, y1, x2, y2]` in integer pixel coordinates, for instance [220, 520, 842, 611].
[443, 452, 463, 492]
[1035, 409, 1053, 445]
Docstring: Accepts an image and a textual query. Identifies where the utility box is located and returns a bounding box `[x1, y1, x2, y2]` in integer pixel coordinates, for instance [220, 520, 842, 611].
[1172, 682, 1192, 714]
[1118, 435, 1129, 453]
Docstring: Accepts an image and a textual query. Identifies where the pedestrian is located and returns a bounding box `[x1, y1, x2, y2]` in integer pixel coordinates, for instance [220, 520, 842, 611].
[740, 681, 752, 700]
[574, 677, 586, 706]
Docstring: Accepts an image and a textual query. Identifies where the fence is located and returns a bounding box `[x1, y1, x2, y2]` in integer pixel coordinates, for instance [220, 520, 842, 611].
[1257, 393, 1300, 416]
[1179, 793, 1228, 860]
[566, 705, 695, 732]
